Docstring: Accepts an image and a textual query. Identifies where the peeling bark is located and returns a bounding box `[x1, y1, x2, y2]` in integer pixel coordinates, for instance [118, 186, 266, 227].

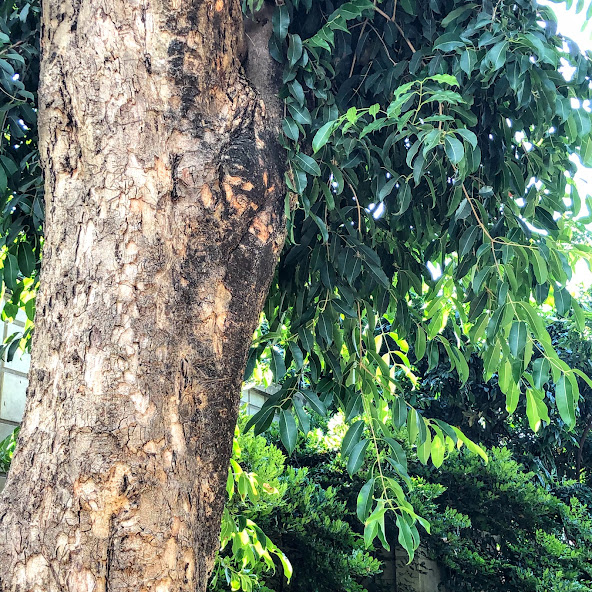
[0, 0, 285, 590]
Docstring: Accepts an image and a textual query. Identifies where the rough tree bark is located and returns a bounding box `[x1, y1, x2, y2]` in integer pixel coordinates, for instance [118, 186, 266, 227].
[0, 0, 284, 590]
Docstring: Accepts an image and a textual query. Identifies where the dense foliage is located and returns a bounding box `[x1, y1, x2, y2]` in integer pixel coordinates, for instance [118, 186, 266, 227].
[413, 313, 592, 483]
[245, 0, 592, 557]
[0, 427, 18, 472]
[413, 447, 592, 591]
[0, 0, 40, 357]
[211, 419, 382, 592]
[3, 0, 592, 563]
[213, 416, 592, 592]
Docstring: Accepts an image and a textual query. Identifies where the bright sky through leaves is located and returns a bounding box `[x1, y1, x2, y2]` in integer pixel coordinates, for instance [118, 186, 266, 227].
[544, 1, 592, 289]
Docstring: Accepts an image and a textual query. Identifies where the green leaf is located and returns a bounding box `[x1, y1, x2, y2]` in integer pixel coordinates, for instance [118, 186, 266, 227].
[317, 311, 333, 346]
[486, 40, 509, 70]
[347, 439, 369, 476]
[25, 298, 35, 322]
[430, 430, 445, 468]
[554, 286, 571, 317]
[427, 340, 439, 372]
[441, 3, 477, 26]
[312, 120, 336, 153]
[379, 178, 397, 202]
[3, 254, 18, 292]
[531, 251, 548, 285]
[534, 207, 558, 233]
[452, 427, 488, 462]
[572, 299, 585, 331]
[533, 357, 550, 389]
[444, 135, 464, 164]
[287, 34, 303, 66]
[288, 341, 304, 369]
[556, 375, 576, 428]
[526, 388, 549, 432]
[573, 107, 591, 138]
[459, 225, 481, 257]
[310, 212, 329, 242]
[0, 165, 6, 194]
[357, 478, 375, 521]
[291, 168, 308, 194]
[272, 4, 290, 40]
[279, 410, 298, 453]
[293, 152, 322, 176]
[433, 32, 465, 52]
[393, 397, 407, 429]
[407, 408, 419, 443]
[364, 519, 379, 549]
[454, 128, 478, 149]
[469, 290, 488, 322]
[17, 242, 35, 277]
[288, 103, 312, 125]
[452, 347, 469, 384]
[579, 137, 592, 166]
[301, 389, 327, 415]
[332, 298, 356, 318]
[271, 347, 286, 379]
[245, 404, 275, 435]
[498, 358, 512, 393]
[328, 164, 344, 195]
[394, 182, 412, 216]
[346, 106, 358, 122]
[298, 327, 314, 352]
[0, 156, 17, 177]
[460, 49, 476, 75]
[342, 420, 365, 457]
[293, 397, 310, 433]
[282, 117, 300, 141]
[415, 325, 426, 361]
[421, 129, 441, 158]
[507, 160, 525, 196]
[417, 429, 431, 465]
[365, 262, 390, 288]
[509, 321, 527, 358]
[6, 337, 20, 363]
[288, 80, 305, 106]
[396, 514, 417, 563]
[505, 382, 520, 415]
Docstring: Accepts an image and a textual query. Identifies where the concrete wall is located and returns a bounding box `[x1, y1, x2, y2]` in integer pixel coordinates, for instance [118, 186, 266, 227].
[0, 306, 29, 443]
[375, 545, 445, 592]
[394, 545, 445, 592]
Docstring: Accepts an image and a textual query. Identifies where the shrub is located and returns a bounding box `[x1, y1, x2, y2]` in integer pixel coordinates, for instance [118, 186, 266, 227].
[210, 415, 382, 592]
[411, 447, 592, 592]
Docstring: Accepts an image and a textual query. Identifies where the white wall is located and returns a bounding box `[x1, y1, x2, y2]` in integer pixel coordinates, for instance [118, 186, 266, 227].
[0, 307, 29, 442]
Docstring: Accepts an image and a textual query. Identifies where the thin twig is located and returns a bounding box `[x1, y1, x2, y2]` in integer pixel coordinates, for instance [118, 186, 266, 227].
[350, 19, 369, 78]
[373, 5, 417, 53]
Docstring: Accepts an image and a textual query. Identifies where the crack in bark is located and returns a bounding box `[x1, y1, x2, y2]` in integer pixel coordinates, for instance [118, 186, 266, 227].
[105, 516, 116, 592]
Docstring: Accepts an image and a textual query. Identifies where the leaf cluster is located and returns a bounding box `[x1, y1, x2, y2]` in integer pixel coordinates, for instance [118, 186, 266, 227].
[415, 311, 592, 483]
[211, 417, 382, 592]
[0, 0, 41, 358]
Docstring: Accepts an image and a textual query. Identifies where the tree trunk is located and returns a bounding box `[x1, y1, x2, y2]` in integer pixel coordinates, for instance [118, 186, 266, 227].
[0, 1, 284, 590]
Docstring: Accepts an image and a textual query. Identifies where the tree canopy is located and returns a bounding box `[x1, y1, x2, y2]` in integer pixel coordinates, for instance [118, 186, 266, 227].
[3, 0, 592, 563]
[245, 0, 592, 558]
